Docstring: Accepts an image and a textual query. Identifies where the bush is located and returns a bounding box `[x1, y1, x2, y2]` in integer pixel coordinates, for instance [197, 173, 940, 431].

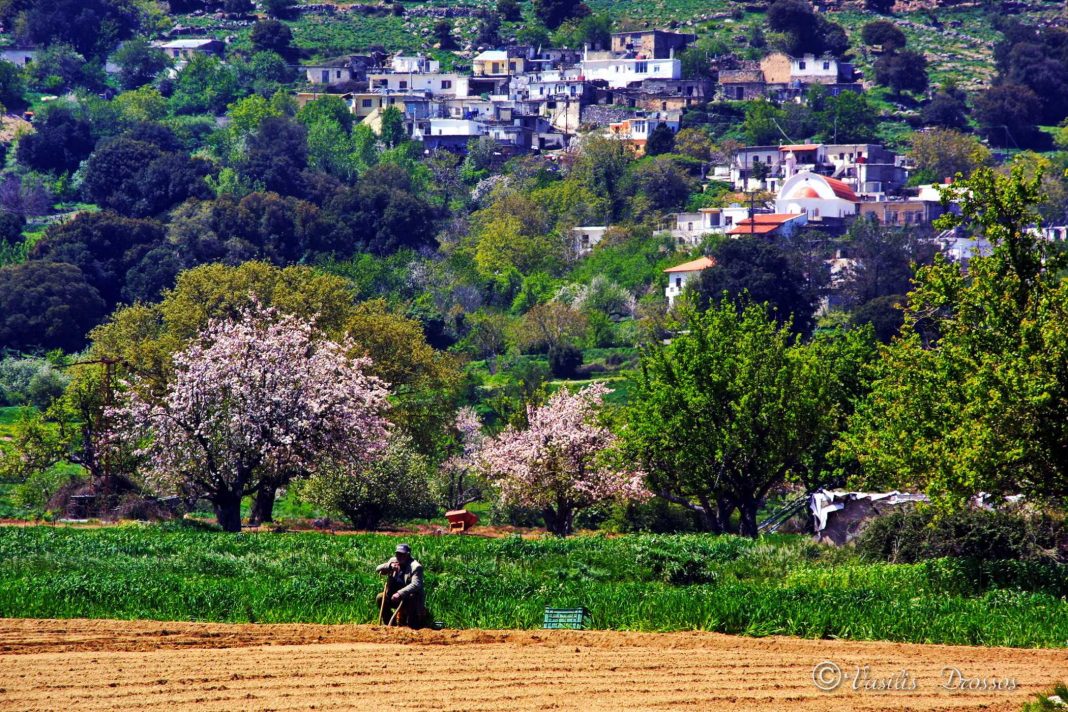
[0, 356, 69, 408]
[12, 464, 85, 514]
[634, 539, 720, 584]
[548, 344, 583, 377]
[602, 498, 703, 533]
[294, 434, 437, 530]
[856, 507, 1065, 563]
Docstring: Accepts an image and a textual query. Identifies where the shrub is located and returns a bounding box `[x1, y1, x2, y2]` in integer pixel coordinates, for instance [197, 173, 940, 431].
[602, 498, 703, 533]
[12, 464, 85, 514]
[548, 344, 583, 377]
[295, 434, 436, 530]
[857, 507, 1065, 563]
[0, 356, 69, 408]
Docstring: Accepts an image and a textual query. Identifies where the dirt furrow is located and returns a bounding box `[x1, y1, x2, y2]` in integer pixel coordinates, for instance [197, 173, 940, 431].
[0, 618, 1063, 711]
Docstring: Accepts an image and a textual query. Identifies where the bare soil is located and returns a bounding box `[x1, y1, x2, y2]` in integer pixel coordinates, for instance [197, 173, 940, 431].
[0, 618, 1064, 711]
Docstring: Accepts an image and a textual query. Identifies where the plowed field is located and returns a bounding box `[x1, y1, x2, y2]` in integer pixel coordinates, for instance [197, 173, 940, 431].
[0, 618, 1063, 711]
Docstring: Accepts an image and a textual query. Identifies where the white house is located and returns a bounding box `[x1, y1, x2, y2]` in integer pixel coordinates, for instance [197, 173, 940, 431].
[664, 256, 715, 306]
[775, 171, 858, 221]
[304, 58, 354, 86]
[367, 72, 469, 97]
[579, 50, 681, 89]
[573, 226, 608, 255]
[790, 54, 840, 83]
[472, 50, 527, 77]
[391, 55, 439, 73]
[155, 38, 224, 61]
[607, 111, 681, 155]
[663, 205, 752, 246]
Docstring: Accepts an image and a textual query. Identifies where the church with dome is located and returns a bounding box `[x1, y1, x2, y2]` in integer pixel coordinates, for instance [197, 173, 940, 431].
[774, 171, 859, 225]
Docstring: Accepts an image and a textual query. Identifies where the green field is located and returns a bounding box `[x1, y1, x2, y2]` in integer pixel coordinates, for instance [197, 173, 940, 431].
[0, 525, 1065, 647]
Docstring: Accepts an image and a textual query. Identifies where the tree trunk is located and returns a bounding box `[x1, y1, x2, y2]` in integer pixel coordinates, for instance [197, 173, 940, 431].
[248, 485, 277, 525]
[543, 505, 574, 536]
[695, 493, 722, 533]
[737, 497, 760, 538]
[213, 492, 243, 533]
[718, 496, 738, 535]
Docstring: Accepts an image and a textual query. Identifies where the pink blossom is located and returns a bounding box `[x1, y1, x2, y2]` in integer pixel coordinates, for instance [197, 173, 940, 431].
[480, 384, 649, 534]
[112, 304, 391, 529]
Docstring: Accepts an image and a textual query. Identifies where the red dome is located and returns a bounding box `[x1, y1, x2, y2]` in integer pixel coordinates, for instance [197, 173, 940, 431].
[791, 186, 820, 199]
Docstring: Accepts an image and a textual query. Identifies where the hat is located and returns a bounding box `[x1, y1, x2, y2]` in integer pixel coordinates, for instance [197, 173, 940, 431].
[395, 543, 411, 555]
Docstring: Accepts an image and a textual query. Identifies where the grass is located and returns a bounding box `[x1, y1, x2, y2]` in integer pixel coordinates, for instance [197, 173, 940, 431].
[0, 525, 1065, 647]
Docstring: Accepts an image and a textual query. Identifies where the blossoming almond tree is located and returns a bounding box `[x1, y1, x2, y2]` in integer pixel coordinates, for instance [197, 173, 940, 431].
[435, 406, 487, 510]
[116, 306, 391, 532]
[481, 384, 649, 535]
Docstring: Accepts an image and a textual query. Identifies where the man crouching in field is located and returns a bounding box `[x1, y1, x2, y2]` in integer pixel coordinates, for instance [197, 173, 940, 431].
[376, 543, 426, 628]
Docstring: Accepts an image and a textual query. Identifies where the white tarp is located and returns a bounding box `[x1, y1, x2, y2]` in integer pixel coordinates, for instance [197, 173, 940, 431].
[809, 488, 929, 544]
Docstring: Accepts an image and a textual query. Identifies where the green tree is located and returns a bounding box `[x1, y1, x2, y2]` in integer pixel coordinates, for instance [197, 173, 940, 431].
[0, 262, 107, 352]
[873, 49, 928, 94]
[840, 167, 1068, 504]
[295, 433, 435, 529]
[82, 136, 215, 218]
[973, 83, 1047, 149]
[533, 0, 590, 30]
[433, 20, 457, 50]
[378, 105, 406, 149]
[169, 54, 239, 116]
[860, 20, 906, 51]
[644, 122, 676, 156]
[908, 128, 991, 183]
[16, 105, 95, 174]
[816, 91, 878, 143]
[1, 0, 141, 59]
[742, 100, 787, 145]
[921, 86, 969, 130]
[498, 0, 522, 21]
[250, 19, 292, 55]
[626, 302, 873, 536]
[0, 60, 26, 111]
[113, 86, 168, 122]
[695, 236, 819, 337]
[111, 38, 170, 89]
[297, 94, 355, 133]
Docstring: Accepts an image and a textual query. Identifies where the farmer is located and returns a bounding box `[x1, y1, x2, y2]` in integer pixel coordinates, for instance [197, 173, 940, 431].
[375, 543, 426, 628]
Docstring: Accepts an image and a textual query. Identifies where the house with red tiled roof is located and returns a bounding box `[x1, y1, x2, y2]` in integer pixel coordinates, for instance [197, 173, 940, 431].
[664, 256, 715, 307]
[775, 171, 858, 223]
[726, 212, 808, 238]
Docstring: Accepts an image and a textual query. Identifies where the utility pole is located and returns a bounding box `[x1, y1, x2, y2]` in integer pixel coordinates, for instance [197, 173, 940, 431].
[749, 189, 756, 237]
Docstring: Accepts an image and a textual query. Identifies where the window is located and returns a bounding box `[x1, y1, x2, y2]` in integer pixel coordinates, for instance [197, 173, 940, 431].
[441, 80, 452, 89]
[173, 50, 181, 58]
[798, 61, 806, 70]
[362, 99, 372, 108]
[336, 70, 342, 79]
[399, 81, 407, 89]
[823, 61, 830, 70]
[322, 70, 329, 83]
[635, 61, 648, 74]
[675, 277, 682, 288]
